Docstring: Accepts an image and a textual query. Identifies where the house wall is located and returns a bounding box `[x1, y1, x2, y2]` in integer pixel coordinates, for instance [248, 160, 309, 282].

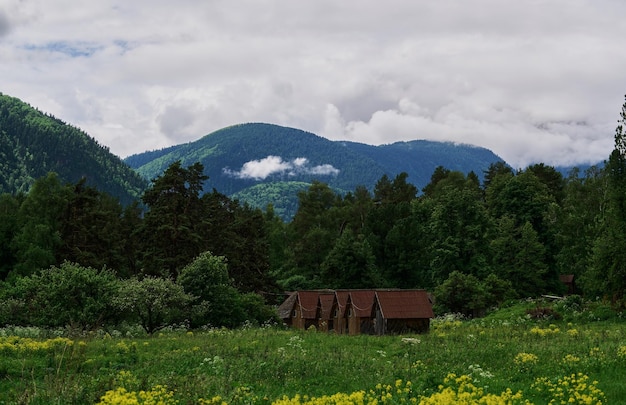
[384, 318, 430, 334]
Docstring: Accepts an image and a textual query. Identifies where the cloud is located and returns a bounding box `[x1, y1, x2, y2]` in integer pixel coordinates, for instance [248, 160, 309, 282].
[223, 156, 340, 180]
[0, 11, 10, 37]
[2, 0, 626, 168]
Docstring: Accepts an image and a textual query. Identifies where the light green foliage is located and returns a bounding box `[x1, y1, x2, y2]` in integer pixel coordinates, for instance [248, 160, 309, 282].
[0, 262, 118, 330]
[114, 276, 193, 334]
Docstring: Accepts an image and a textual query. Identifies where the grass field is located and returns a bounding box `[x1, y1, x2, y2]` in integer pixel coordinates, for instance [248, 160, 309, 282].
[0, 299, 624, 404]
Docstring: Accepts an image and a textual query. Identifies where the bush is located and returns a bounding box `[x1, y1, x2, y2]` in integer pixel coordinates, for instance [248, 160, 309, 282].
[178, 252, 253, 328]
[0, 262, 119, 331]
[434, 271, 489, 317]
[114, 276, 193, 334]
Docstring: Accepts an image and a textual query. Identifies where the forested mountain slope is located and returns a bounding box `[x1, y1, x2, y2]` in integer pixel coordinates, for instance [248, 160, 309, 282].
[0, 93, 147, 205]
[126, 123, 507, 217]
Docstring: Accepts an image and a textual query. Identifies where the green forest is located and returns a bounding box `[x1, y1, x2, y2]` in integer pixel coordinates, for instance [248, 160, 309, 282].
[0, 93, 147, 206]
[1, 97, 626, 333]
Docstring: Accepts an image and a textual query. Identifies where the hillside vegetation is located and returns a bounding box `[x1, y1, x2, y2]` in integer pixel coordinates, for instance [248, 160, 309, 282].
[126, 123, 506, 219]
[0, 93, 147, 205]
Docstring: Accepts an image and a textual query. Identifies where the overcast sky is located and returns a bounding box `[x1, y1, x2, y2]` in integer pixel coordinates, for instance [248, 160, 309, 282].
[2, 0, 626, 168]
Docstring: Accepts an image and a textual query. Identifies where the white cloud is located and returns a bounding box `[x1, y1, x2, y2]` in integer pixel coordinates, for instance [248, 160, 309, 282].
[223, 156, 340, 180]
[1, 0, 625, 167]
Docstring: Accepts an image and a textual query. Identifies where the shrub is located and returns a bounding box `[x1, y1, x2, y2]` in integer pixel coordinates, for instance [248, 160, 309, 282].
[0, 262, 119, 331]
[114, 276, 193, 334]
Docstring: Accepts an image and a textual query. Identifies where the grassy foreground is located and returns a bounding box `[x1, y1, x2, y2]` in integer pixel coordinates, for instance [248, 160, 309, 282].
[0, 303, 624, 404]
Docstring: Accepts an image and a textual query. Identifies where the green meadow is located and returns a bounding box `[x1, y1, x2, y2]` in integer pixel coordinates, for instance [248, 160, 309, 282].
[0, 300, 624, 404]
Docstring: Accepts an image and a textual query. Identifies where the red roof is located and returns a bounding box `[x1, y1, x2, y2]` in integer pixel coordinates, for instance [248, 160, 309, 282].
[349, 290, 376, 317]
[318, 293, 335, 320]
[375, 290, 434, 319]
[298, 291, 322, 319]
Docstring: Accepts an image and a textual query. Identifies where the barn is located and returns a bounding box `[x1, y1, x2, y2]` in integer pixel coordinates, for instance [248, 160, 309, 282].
[277, 290, 326, 330]
[372, 289, 434, 334]
[316, 292, 336, 332]
[278, 289, 434, 335]
[344, 290, 376, 335]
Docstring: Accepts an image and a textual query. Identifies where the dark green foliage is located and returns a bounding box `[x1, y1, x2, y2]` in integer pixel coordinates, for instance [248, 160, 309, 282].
[434, 271, 489, 316]
[3, 95, 626, 326]
[585, 96, 626, 304]
[0, 93, 147, 205]
[0, 193, 21, 279]
[139, 161, 208, 278]
[320, 230, 381, 289]
[9, 172, 70, 278]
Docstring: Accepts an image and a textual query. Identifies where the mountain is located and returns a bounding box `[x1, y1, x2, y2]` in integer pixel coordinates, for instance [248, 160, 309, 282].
[126, 123, 507, 219]
[0, 93, 147, 205]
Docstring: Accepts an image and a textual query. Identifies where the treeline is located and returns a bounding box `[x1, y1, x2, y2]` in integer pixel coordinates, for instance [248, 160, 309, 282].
[0, 161, 278, 332]
[1, 100, 626, 331]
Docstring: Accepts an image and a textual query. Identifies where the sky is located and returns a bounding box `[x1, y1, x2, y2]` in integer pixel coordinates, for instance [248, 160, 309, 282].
[2, 0, 626, 169]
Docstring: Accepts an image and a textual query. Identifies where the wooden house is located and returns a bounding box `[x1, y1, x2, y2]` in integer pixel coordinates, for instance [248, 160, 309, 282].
[332, 291, 350, 334]
[373, 290, 434, 335]
[344, 290, 376, 335]
[316, 292, 336, 332]
[278, 289, 434, 335]
[277, 291, 321, 330]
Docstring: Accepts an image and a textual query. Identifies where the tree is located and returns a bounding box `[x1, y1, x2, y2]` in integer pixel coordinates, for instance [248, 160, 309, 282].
[177, 251, 246, 328]
[10, 173, 70, 278]
[200, 192, 274, 293]
[383, 199, 433, 289]
[320, 230, 381, 289]
[58, 178, 127, 273]
[114, 276, 193, 334]
[139, 161, 208, 278]
[586, 95, 626, 303]
[434, 271, 489, 317]
[426, 172, 492, 283]
[489, 217, 549, 297]
[555, 166, 605, 285]
[283, 181, 343, 286]
[0, 193, 21, 280]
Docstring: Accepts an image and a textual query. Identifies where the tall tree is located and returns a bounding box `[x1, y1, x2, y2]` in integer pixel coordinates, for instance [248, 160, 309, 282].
[58, 178, 127, 273]
[320, 229, 380, 289]
[556, 166, 605, 284]
[586, 96, 626, 303]
[139, 161, 208, 278]
[282, 181, 342, 286]
[427, 172, 492, 283]
[0, 193, 21, 280]
[10, 173, 70, 278]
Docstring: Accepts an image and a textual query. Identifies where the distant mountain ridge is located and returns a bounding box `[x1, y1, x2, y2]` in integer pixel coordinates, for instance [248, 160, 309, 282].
[1, 92, 601, 221]
[0, 93, 147, 204]
[125, 123, 508, 219]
